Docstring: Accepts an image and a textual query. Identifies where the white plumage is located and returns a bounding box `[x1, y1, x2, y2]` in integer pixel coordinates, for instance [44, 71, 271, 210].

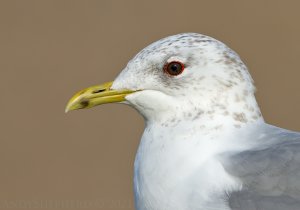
[67, 33, 300, 210]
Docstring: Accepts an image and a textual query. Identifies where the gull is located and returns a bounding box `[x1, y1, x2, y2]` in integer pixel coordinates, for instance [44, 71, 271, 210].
[65, 33, 300, 210]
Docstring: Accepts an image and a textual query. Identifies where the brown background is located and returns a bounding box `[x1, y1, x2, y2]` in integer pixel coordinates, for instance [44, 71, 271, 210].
[0, 0, 300, 209]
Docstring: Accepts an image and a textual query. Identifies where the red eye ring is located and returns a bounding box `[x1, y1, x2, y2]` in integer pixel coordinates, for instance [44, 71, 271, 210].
[163, 61, 185, 76]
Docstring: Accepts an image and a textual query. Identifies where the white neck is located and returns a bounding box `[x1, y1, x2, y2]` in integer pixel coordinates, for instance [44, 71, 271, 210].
[133, 116, 263, 210]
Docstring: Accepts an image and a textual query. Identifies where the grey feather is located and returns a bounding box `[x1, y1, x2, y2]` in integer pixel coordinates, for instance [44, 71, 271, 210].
[220, 124, 300, 210]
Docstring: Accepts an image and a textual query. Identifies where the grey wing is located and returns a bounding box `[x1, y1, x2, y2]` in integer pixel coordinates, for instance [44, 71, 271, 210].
[221, 125, 300, 210]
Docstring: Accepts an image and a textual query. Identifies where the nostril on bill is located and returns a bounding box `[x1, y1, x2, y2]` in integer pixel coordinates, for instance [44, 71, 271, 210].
[92, 89, 105, 94]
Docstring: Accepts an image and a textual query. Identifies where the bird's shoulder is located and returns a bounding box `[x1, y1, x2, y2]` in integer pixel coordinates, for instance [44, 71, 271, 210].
[220, 124, 300, 210]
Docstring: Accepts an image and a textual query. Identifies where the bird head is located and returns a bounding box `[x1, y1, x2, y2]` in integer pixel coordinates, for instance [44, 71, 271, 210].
[66, 33, 261, 125]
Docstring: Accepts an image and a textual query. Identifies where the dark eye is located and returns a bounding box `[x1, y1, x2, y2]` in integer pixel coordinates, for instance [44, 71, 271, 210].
[164, 61, 185, 76]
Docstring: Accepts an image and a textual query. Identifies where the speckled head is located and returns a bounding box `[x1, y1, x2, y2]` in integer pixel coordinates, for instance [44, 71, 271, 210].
[111, 33, 263, 126]
[66, 33, 263, 128]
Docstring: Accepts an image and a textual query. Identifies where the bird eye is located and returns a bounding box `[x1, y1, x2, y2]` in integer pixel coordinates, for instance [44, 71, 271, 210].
[164, 61, 185, 76]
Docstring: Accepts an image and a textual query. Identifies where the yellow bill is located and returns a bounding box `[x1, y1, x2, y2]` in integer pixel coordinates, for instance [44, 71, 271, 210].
[65, 81, 136, 113]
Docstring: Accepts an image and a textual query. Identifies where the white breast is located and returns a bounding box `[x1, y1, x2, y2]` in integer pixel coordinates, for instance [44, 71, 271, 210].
[133, 122, 243, 210]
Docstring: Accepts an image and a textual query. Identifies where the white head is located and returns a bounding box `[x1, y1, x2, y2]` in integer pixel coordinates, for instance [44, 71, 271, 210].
[111, 33, 263, 127]
[66, 33, 263, 128]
